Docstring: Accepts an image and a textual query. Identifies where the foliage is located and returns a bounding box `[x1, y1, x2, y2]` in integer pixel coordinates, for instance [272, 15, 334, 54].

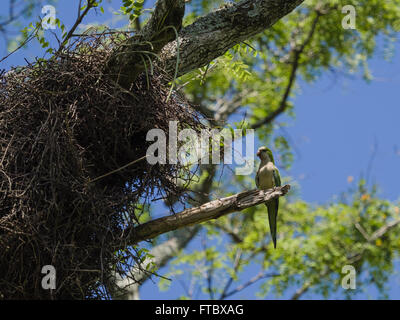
[160, 180, 400, 299]
[2, 0, 400, 299]
[156, 0, 400, 299]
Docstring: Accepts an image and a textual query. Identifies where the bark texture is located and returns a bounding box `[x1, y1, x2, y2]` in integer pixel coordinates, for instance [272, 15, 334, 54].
[106, 0, 305, 84]
[129, 185, 290, 245]
[106, 0, 186, 88]
[160, 0, 305, 76]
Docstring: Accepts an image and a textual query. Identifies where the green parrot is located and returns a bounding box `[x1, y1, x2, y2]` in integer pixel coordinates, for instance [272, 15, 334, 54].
[255, 146, 281, 249]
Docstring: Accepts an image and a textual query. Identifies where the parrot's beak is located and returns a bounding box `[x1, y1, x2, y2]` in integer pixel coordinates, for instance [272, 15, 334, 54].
[256, 150, 261, 157]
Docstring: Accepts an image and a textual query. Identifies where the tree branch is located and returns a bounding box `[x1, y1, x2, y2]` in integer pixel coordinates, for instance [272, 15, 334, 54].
[58, 0, 97, 52]
[111, 165, 217, 299]
[113, 226, 200, 299]
[221, 271, 279, 299]
[106, 0, 185, 88]
[160, 0, 305, 78]
[251, 10, 321, 129]
[127, 185, 290, 246]
[291, 218, 400, 300]
[369, 219, 400, 241]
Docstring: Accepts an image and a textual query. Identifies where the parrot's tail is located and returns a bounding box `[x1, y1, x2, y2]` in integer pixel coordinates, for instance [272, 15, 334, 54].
[265, 199, 278, 249]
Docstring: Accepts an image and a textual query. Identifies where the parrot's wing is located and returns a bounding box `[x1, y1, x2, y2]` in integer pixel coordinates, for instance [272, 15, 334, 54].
[273, 168, 281, 187]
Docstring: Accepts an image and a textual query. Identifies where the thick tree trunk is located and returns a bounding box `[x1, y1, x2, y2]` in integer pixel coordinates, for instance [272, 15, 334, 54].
[106, 0, 305, 87]
[161, 0, 305, 77]
[105, 0, 186, 88]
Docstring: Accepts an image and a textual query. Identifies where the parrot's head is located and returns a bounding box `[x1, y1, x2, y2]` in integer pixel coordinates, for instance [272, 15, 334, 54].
[257, 146, 274, 163]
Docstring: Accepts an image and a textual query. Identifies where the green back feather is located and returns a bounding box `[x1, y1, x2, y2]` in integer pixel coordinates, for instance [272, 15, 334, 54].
[265, 148, 275, 164]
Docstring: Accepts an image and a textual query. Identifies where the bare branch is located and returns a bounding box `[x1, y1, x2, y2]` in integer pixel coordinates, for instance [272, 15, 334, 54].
[219, 249, 243, 299]
[58, 0, 97, 52]
[291, 268, 330, 300]
[355, 222, 370, 242]
[127, 185, 290, 246]
[251, 10, 321, 129]
[370, 219, 400, 242]
[221, 271, 280, 299]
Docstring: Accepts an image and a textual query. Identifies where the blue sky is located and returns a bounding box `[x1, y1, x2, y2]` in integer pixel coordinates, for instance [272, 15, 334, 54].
[2, 0, 399, 299]
[284, 53, 400, 204]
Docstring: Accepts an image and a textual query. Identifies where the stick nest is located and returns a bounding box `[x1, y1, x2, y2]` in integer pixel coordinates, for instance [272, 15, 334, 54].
[0, 33, 203, 299]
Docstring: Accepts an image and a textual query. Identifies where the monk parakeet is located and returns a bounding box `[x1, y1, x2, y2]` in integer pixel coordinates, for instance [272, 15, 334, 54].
[255, 146, 281, 249]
